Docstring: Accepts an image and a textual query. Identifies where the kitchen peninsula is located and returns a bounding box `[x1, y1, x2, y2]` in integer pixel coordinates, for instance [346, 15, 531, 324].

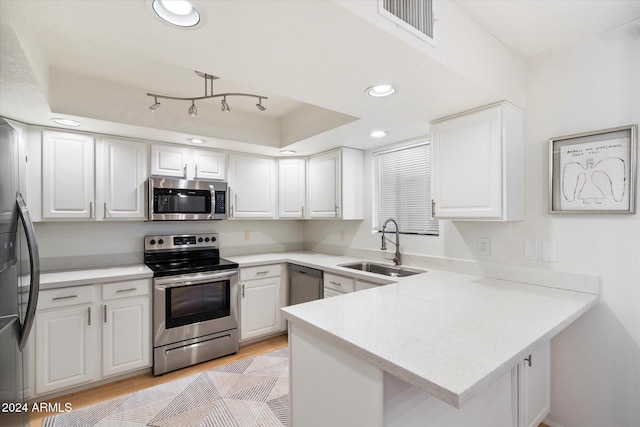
[281, 268, 599, 427]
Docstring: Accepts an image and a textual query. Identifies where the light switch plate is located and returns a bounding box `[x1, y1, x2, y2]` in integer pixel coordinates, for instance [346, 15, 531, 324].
[542, 241, 558, 262]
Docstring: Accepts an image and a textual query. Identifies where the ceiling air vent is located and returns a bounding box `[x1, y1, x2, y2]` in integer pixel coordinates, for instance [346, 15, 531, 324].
[379, 0, 434, 42]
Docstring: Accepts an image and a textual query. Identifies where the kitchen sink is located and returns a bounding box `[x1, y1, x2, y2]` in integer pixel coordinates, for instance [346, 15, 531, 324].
[339, 262, 425, 278]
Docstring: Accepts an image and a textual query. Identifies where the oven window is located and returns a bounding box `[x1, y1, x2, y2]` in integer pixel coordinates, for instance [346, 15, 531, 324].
[166, 280, 230, 329]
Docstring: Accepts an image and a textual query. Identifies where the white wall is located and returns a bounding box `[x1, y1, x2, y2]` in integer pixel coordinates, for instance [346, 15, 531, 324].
[304, 21, 640, 427]
[35, 219, 304, 271]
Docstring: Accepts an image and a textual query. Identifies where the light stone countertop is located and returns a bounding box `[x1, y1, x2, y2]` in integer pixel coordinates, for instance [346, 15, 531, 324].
[280, 267, 599, 409]
[36, 251, 599, 410]
[38, 264, 153, 290]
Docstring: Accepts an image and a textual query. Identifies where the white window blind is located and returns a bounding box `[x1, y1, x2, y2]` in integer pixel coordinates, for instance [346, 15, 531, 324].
[372, 142, 438, 235]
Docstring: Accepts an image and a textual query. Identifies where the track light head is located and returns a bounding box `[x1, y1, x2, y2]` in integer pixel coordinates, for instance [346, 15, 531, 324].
[221, 97, 230, 112]
[149, 97, 161, 113]
[188, 101, 197, 117]
[256, 99, 266, 112]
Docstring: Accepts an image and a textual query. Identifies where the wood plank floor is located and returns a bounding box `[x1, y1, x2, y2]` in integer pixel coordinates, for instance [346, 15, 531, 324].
[29, 333, 551, 427]
[29, 334, 288, 427]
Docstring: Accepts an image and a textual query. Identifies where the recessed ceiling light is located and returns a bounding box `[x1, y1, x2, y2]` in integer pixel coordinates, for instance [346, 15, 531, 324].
[279, 150, 297, 155]
[370, 130, 389, 138]
[52, 118, 83, 127]
[152, 0, 201, 27]
[186, 138, 207, 144]
[366, 84, 397, 98]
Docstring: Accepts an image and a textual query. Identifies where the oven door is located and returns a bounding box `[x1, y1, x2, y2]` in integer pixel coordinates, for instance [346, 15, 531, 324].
[153, 269, 238, 348]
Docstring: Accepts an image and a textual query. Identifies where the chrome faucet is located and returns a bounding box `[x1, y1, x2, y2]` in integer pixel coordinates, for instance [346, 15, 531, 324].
[381, 218, 401, 266]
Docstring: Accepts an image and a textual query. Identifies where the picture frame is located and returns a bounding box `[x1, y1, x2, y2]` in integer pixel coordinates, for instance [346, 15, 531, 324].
[549, 124, 637, 214]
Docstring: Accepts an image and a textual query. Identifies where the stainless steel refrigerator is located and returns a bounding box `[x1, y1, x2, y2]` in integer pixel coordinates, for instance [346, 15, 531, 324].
[0, 118, 40, 427]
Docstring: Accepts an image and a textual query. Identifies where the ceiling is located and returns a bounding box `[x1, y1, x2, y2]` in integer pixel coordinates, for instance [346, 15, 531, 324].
[1, 0, 638, 156]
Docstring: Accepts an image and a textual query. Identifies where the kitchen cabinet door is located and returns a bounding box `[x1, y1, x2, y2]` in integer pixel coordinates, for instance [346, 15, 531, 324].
[430, 101, 524, 221]
[150, 144, 190, 178]
[228, 154, 276, 218]
[308, 148, 363, 219]
[278, 158, 306, 218]
[518, 340, 550, 427]
[35, 304, 95, 394]
[102, 297, 151, 377]
[308, 150, 340, 218]
[97, 137, 148, 220]
[41, 130, 95, 219]
[192, 149, 226, 180]
[240, 277, 282, 341]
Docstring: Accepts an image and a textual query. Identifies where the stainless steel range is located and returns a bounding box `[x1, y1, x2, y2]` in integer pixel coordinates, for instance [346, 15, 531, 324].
[144, 233, 239, 376]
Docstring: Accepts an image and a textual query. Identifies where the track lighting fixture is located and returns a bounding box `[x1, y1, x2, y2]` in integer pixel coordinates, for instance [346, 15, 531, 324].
[221, 97, 230, 112]
[149, 97, 161, 112]
[188, 101, 197, 117]
[147, 71, 268, 118]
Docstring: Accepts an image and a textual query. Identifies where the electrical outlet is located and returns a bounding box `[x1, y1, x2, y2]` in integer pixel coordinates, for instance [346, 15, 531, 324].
[524, 240, 539, 260]
[478, 238, 490, 256]
[244, 231, 251, 241]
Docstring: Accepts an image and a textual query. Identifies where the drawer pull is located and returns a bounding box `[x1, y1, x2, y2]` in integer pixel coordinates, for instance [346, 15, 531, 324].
[329, 281, 342, 286]
[53, 294, 78, 301]
[116, 287, 138, 293]
[104, 305, 107, 323]
[88, 307, 91, 326]
[256, 271, 269, 275]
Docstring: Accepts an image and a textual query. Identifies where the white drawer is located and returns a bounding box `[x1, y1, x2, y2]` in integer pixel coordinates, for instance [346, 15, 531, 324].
[102, 279, 151, 301]
[323, 287, 345, 298]
[38, 285, 94, 310]
[324, 272, 354, 293]
[240, 264, 281, 281]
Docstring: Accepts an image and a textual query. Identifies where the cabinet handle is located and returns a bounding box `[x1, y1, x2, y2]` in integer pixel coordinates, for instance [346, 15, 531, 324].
[525, 354, 532, 367]
[104, 305, 107, 323]
[88, 307, 91, 326]
[53, 294, 77, 301]
[335, 204, 339, 218]
[301, 205, 304, 218]
[431, 199, 436, 218]
[329, 281, 342, 286]
[89, 202, 94, 219]
[230, 205, 234, 218]
[183, 164, 187, 178]
[195, 164, 198, 177]
[256, 271, 269, 275]
[242, 284, 245, 298]
[116, 287, 137, 293]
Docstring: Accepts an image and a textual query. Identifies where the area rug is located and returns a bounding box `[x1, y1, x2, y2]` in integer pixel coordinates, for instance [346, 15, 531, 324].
[43, 347, 289, 427]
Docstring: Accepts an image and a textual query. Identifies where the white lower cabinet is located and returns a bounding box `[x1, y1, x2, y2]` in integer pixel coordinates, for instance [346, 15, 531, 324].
[239, 264, 286, 342]
[34, 279, 151, 396]
[323, 272, 354, 297]
[35, 303, 94, 394]
[518, 340, 550, 427]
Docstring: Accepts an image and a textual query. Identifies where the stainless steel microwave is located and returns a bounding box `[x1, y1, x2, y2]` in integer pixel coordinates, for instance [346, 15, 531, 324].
[149, 177, 227, 221]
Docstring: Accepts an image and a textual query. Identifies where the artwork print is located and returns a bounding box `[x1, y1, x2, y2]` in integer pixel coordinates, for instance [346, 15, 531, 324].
[549, 125, 636, 214]
[559, 138, 629, 210]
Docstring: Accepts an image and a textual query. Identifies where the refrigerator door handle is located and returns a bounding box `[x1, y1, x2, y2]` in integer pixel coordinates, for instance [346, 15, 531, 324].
[16, 193, 40, 351]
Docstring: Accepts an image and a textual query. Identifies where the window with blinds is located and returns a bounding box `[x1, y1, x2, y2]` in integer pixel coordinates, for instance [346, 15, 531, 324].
[372, 142, 438, 235]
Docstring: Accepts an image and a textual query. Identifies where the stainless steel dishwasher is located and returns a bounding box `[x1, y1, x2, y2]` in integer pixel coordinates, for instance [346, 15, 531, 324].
[288, 264, 323, 305]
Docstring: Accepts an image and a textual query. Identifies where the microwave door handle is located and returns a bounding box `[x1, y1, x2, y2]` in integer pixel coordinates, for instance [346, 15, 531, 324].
[16, 193, 41, 351]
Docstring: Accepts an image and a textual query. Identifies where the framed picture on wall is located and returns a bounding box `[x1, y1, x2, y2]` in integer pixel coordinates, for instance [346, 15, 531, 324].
[549, 124, 637, 213]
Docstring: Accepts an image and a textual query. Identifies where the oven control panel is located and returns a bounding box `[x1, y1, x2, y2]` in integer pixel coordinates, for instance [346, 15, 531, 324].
[145, 233, 219, 251]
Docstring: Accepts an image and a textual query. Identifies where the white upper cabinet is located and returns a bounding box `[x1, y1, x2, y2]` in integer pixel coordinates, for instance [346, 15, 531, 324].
[278, 158, 306, 218]
[430, 101, 524, 221]
[192, 148, 226, 180]
[228, 153, 276, 218]
[97, 137, 148, 220]
[308, 148, 363, 219]
[150, 144, 225, 180]
[150, 144, 190, 179]
[42, 130, 95, 219]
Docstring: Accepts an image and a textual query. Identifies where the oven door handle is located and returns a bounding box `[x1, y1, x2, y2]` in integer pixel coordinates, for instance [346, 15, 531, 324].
[154, 270, 238, 287]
